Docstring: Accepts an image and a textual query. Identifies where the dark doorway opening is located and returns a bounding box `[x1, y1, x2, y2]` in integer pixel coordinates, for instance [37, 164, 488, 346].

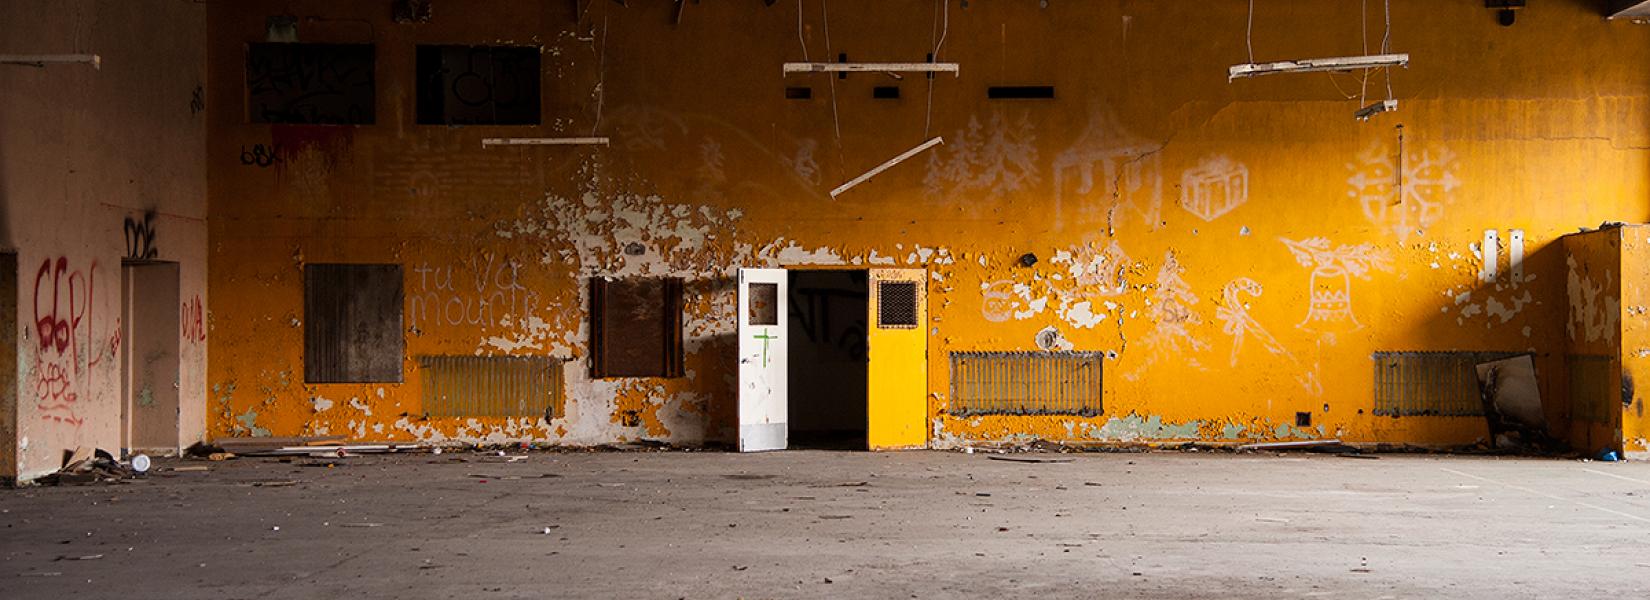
[787, 270, 868, 449]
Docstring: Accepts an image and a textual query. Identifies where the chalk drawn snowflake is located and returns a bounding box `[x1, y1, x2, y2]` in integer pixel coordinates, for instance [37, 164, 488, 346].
[1347, 143, 1461, 240]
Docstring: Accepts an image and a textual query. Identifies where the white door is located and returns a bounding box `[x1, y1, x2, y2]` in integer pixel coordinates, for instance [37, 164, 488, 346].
[737, 268, 788, 452]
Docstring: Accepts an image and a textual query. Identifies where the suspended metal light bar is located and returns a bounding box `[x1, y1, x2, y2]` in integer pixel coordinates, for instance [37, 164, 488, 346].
[1228, 53, 1408, 81]
[784, 62, 959, 76]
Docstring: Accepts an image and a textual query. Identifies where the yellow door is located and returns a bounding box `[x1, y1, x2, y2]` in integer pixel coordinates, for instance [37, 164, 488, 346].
[866, 268, 927, 449]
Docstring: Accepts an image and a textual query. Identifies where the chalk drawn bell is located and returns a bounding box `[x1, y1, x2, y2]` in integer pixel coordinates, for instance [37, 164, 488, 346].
[1300, 265, 1361, 333]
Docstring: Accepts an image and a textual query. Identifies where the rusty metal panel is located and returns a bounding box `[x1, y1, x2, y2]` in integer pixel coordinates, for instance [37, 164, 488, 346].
[1371, 351, 1522, 417]
[304, 264, 404, 383]
[590, 277, 684, 378]
[419, 355, 563, 418]
[1568, 354, 1616, 424]
[949, 351, 1104, 417]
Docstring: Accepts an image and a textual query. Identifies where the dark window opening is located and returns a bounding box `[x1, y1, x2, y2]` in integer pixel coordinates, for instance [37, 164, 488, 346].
[590, 277, 685, 378]
[304, 264, 404, 383]
[785, 86, 812, 100]
[988, 85, 1056, 100]
[247, 43, 376, 124]
[416, 45, 542, 125]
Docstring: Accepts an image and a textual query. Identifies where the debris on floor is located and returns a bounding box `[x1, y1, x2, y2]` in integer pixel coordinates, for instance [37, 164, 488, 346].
[986, 455, 1074, 464]
[36, 447, 141, 486]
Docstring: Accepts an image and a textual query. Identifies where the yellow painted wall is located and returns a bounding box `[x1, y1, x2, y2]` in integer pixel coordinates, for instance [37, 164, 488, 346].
[207, 1, 1650, 448]
[1620, 227, 1650, 454]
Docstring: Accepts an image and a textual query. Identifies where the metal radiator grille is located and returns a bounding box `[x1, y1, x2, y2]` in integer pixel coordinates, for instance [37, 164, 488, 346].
[950, 351, 1104, 416]
[1567, 354, 1615, 424]
[1372, 351, 1522, 417]
[419, 355, 563, 418]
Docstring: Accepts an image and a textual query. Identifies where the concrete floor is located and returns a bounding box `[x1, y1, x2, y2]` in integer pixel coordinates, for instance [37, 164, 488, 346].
[3, 450, 1649, 599]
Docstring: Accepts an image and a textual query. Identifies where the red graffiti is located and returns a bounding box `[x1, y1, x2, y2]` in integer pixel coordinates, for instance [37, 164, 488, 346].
[182, 295, 206, 343]
[30, 257, 103, 428]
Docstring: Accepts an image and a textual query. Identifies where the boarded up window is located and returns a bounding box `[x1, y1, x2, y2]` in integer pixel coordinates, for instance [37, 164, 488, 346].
[247, 43, 376, 124]
[416, 45, 541, 125]
[305, 264, 404, 383]
[876, 280, 918, 329]
[590, 277, 684, 378]
[950, 351, 1104, 416]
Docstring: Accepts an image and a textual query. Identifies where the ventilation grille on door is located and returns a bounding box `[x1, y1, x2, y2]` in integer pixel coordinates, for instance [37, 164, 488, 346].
[876, 280, 918, 329]
[950, 351, 1104, 416]
[419, 355, 563, 418]
[1567, 354, 1615, 424]
[1372, 351, 1523, 417]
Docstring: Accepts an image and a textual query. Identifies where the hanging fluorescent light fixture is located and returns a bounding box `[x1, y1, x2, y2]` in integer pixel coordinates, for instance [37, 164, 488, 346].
[784, 62, 959, 76]
[1228, 53, 1408, 81]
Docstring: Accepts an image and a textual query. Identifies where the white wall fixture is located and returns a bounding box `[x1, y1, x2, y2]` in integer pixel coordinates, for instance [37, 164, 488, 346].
[0, 54, 101, 68]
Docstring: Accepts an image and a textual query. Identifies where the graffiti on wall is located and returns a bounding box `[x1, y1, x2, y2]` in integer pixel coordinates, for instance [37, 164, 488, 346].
[410, 255, 542, 328]
[1053, 107, 1164, 229]
[924, 110, 1041, 202]
[1347, 142, 1461, 240]
[1179, 155, 1249, 222]
[30, 258, 120, 427]
[182, 295, 207, 344]
[124, 212, 159, 260]
[240, 143, 282, 168]
[1280, 237, 1393, 336]
[1125, 252, 1207, 381]
[1215, 277, 1322, 395]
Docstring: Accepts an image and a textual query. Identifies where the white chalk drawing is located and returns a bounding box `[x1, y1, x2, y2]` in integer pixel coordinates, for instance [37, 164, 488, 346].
[1179, 155, 1249, 222]
[1215, 278, 1284, 364]
[1347, 143, 1461, 240]
[1280, 237, 1393, 335]
[1055, 240, 1133, 297]
[1125, 252, 1207, 381]
[924, 110, 1041, 201]
[980, 279, 1020, 323]
[694, 137, 726, 197]
[1566, 255, 1620, 344]
[1216, 277, 1323, 395]
[1053, 106, 1164, 229]
[787, 139, 820, 185]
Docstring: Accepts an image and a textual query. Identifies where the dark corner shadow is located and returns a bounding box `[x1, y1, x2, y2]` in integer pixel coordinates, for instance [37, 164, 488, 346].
[1399, 239, 1571, 446]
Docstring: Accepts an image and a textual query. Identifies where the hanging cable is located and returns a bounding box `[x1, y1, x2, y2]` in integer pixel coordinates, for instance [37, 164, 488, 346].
[796, 0, 809, 62]
[1383, 0, 1394, 102]
[822, 0, 841, 146]
[925, 0, 949, 138]
[1245, 0, 1255, 64]
[591, 10, 608, 135]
